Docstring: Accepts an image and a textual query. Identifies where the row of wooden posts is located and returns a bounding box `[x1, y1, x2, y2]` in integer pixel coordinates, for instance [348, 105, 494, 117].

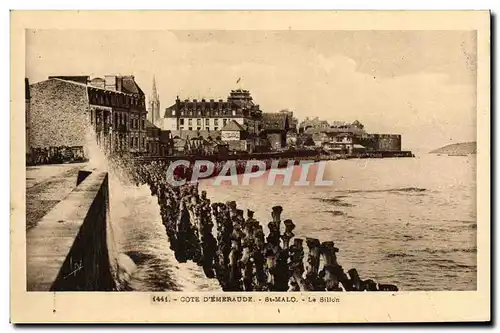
[133, 160, 399, 292]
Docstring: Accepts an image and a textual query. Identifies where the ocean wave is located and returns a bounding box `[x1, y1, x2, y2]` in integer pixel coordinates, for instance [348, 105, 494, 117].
[386, 252, 415, 258]
[403, 235, 417, 240]
[316, 197, 355, 207]
[432, 262, 476, 270]
[326, 210, 346, 216]
[419, 247, 477, 254]
[336, 187, 427, 194]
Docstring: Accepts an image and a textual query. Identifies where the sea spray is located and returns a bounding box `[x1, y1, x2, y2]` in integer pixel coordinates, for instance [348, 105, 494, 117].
[83, 127, 139, 289]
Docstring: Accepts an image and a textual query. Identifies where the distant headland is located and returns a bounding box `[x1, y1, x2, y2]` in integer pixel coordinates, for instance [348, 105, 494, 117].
[430, 142, 477, 155]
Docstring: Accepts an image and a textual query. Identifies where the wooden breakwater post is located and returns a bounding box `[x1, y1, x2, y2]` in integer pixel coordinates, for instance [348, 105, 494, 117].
[132, 159, 399, 292]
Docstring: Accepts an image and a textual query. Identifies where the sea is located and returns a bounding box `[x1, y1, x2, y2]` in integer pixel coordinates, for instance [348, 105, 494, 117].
[108, 154, 477, 291]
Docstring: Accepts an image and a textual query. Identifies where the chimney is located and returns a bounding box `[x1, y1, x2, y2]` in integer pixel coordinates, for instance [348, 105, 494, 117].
[104, 75, 117, 91]
[116, 76, 123, 92]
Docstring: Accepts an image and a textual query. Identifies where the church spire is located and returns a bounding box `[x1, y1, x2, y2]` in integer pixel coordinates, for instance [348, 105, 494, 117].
[148, 75, 161, 124]
[151, 75, 159, 100]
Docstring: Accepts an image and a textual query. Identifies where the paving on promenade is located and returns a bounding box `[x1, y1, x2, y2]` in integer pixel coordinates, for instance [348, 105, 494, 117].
[26, 163, 88, 230]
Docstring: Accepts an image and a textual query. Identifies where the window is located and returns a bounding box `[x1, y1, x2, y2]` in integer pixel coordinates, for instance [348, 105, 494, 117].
[214, 119, 219, 126]
[197, 127, 201, 130]
[134, 137, 138, 147]
[232, 110, 236, 116]
[188, 127, 193, 131]
[188, 119, 193, 126]
[172, 110, 176, 116]
[142, 138, 145, 147]
[223, 119, 228, 126]
[130, 137, 134, 147]
[205, 127, 210, 131]
[180, 119, 185, 125]
[142, 119, 145, 130]
[205, 119, 210, 125]
[214, 127, 218, 131]
[197, 119, 201, 126]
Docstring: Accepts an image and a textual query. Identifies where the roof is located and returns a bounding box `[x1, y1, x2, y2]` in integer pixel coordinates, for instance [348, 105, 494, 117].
[261, 113, 289, 131]
[120, 75, 144, 95]
[41, 76, 144, 97]
[45, 78, 132, 96]
[160, 130, 171, 141]
[145, 119, 159, 129]
[221, 120, 245, 132]
[48, 76, 90, 84]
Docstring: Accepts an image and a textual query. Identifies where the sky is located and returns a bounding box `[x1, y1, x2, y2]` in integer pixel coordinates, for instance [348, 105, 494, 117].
[25, 30, 477, 152]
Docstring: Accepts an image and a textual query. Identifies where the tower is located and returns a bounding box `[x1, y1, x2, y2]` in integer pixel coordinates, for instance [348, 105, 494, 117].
[148, 75, 161, 125]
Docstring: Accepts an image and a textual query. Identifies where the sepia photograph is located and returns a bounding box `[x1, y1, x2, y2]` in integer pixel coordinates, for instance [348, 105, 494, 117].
[10, 10, 490, 323]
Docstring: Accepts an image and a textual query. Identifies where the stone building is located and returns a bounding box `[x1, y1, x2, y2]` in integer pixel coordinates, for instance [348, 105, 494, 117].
[358, 134, 402, 151]
[29, 75, 148, 156]
[146, 120, 161, 156]
[278, 109, 299, 132]
[87, 75, 147, 154]
[260, 112, 290, 150]
[159, 89, 262, 134]
[298, 117, 330, 133]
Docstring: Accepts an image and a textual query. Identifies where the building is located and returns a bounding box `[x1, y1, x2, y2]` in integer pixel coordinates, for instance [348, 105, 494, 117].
[159, 89, 263, 134]
[159, 130, 173, 156]
[359, 134, 402, 151]
[29, 75, 148, 157]
[220, 120, 248, 153]
[221, 120, 245, 141]
[260, 112, 290, 150]
[322, 133, 366, 154]
[286, 131, 298, 146]
[278, 109, 299, 132]
[146, 120, 161, 156]
[298, 117, 330, 133]
[169, 129, 221, 142]
[148, 76, 161, 126]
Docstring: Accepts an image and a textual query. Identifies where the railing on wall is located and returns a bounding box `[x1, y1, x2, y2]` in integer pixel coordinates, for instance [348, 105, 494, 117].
[26, 146, 88, 166]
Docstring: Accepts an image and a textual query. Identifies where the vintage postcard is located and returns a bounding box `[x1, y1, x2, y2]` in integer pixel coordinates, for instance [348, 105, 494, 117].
[10, 10, 490, 323]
